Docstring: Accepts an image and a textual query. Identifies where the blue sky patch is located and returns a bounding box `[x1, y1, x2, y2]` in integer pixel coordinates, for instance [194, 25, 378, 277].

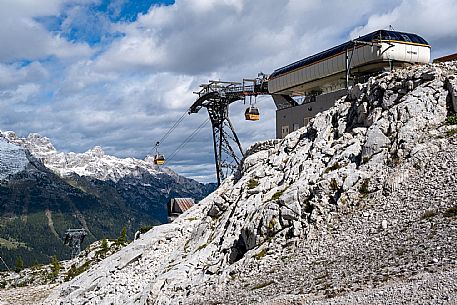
[35, 0, 174, 46]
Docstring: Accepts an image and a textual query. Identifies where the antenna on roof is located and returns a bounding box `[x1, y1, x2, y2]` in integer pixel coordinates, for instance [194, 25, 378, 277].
[388, 25, 395, 31]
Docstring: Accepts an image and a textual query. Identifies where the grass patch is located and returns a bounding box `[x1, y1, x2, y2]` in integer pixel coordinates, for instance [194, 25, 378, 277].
[252, 280, 274, 290]
[339, 197, 348, 206]
[325, 162, 342, 173]
[446, 128, 457, 137]
[65, 261, 90, 282]
[268, 218, 277, 230]
[446, 114, 457, 125]
[196, 243, 208, 251]
[255, 248, 267, 260]
[271, 190, 284, 201]
[186, 216, 198, 221]
[139, 225, 154, 234]
[444, 205, 457, 217]
[247, 178, 259, 189]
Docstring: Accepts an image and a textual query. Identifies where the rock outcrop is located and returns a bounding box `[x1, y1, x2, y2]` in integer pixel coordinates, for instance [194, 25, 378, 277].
[45, 62, 457, 305]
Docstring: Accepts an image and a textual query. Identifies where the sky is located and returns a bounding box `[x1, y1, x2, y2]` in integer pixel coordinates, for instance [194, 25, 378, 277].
[0, 0, 457, 183]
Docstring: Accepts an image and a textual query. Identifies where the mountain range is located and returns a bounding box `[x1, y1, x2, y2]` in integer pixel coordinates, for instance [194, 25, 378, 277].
[0, 132, 215, 269]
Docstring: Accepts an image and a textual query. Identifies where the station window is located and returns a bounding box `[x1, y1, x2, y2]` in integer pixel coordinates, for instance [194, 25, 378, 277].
[293, 123, 299, 131]
[281, 125, 289, 138]
[304, 117, 311, 126]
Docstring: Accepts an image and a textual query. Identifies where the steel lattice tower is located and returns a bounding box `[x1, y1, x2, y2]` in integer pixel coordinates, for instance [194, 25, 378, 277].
[64, 229, 87, 259]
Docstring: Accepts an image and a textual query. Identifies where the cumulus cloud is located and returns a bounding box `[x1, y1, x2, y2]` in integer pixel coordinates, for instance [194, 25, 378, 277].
[351, 0, 457, 56]
[0, 0, 92, 62]
[0, 83, 40, 105]
[92, 0, 407, 77]
[0, 62, 48, 89]
[1, 0, 457, 182]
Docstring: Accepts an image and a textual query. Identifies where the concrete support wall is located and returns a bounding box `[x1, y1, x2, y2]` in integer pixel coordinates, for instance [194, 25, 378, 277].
[276, 89, 347, 138]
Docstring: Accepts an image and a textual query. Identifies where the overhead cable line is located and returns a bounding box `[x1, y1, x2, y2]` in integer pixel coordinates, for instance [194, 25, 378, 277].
[156, 109, 189, 147]
[166, 118, 210, 164]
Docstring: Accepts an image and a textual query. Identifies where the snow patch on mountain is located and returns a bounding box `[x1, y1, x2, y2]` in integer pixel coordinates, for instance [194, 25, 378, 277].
[0, 137, 29, 180]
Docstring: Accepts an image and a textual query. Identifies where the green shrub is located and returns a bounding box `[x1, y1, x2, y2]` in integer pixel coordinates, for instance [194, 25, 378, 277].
[95, 238, 110, 259]
[139, 225, 153, 234]
[100, 238, 109, 252]
[15, 256, 24, 273]
[116, 227, 127, 245]
[65, 261, 90, 282]
[48, 255, 61, 282]
[446, 114, 457, 125]
[446, 128, 457, 137]
[271, 190, 284, 201]
[247, 178, 259, 189]
[325, 162, 342, 173]
[268, 218, 277, 230]
[254, 248, 267, 260]
[196, 243, 208, 251]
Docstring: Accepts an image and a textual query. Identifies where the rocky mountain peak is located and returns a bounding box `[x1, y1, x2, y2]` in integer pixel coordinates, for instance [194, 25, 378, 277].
[25, 133, 56, 152]
[43, 61, 457, 304]
[86, 145, 105, 158]
[0, 131, 164, 182]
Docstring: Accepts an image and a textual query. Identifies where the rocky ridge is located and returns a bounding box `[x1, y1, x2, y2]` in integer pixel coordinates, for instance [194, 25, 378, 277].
[1, 132, 167, 182]
[0, 131, 213, 208]
[45, 62, 457, 304]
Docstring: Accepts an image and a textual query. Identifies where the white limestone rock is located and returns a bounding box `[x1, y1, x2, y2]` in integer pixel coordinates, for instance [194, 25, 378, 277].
[362, 126, 390, 159]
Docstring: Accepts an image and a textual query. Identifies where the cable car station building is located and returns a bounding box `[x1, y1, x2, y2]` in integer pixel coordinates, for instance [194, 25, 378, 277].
[269, 29, 431, 138]
[189, 29, 431, 184]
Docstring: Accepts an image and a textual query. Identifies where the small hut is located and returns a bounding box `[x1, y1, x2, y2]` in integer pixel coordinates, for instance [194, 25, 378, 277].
[167, 198, 195, 223]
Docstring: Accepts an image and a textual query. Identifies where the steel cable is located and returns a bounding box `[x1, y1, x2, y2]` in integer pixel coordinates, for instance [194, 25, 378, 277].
[166, 118, 210, 164]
